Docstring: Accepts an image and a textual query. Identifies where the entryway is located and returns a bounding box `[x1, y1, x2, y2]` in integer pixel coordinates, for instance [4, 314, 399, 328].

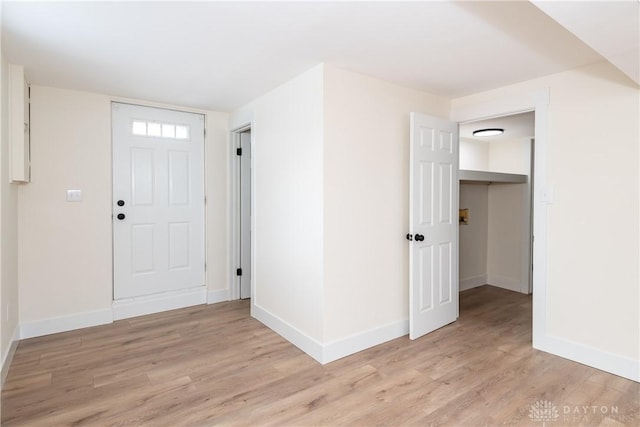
[458, 111, 535, 296]
[410, 89, 549, 350]
[112, 102, 206, 301]
[231, 126, 252, 300]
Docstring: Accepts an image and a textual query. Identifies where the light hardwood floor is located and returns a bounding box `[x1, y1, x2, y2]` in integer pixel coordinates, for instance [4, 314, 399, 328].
[2, 285, 638, 426]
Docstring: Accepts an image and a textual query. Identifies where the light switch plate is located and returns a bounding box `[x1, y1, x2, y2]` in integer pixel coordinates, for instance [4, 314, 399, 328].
[67, 189, 82, 202]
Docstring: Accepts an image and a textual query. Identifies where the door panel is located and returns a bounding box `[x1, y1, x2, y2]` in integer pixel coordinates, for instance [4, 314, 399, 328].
[168, 151, 190, 205]
[113, 103, 205, 300]
[131, 148, 154, 205]
[409, 112, 459, 340]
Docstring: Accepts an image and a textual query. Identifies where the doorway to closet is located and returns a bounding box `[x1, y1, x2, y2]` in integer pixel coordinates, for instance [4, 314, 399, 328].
[458, 111, 534, 297]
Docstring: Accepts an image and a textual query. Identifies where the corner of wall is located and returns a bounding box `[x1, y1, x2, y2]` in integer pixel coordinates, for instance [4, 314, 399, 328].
[0, 36, 22, 388]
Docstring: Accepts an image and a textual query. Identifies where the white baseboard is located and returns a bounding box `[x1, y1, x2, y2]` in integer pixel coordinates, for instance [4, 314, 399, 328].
[487, 274, 526, 294]
[252, 303, 409, 365]
[113, 287, 206, 320]
[1, 325, 20, 387]
[536, 333, 639, 382]
[20, 309, 113, 340]
[322, 319, 409, 364]
[252, 303, 324, 363]
[207, 288, 228, 304]
[460, 274, 487, 291]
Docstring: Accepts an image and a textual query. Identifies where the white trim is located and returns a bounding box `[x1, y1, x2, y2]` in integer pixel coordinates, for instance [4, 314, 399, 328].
[538, 334, 639, 382]
[112, 287, 206, 320]
[1, 326, 20, 387]
[20, 309, 113, 340]
[322, 319, 409, 364]
[207, 288, 228, 304]
[252, 303, 324, 364]
[459, 274, 488, 291]
[252, 303, 409, 365]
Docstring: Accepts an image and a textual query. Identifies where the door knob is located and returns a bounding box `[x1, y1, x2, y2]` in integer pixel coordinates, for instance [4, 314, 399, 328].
[117, 213, 126, 220]
[406, 233, 413, 241]
[415, 234, 424, 241]
[117, 200, 125, 206]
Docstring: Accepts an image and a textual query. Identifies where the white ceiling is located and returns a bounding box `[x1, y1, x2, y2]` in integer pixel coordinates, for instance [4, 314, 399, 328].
[1, 1, 631, 112]
[532, 1, 640, 85]
[460, 111, 535, 142]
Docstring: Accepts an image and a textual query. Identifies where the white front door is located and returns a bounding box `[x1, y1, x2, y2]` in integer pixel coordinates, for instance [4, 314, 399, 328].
[112, 103, 205, 300]
[239, 130, 251, 299]
[409, 112, 459, 339]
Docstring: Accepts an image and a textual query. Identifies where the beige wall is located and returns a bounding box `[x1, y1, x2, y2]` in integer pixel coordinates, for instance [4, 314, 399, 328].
[486, 183, 528, 292]
[459, 184, 488, 290]
[18, 85, 229, 325]
[452, 60, 640, 361]
[1, 53, 21, 379]
[460, 138, 489, 170]
[235, 64, 450, 350]
[323, 65, 450, 342]
[20, 87, 112, 321]
[204, 112, 230, 293]
[486, 138, 531, 293]
[488, 138, 531, 175]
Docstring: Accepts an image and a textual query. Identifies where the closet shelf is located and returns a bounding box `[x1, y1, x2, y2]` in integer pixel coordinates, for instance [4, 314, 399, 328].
[459, 169, 527, 185]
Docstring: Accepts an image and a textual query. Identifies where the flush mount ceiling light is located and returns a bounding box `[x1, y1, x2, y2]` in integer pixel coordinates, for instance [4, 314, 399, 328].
[472, 128, 504, 137]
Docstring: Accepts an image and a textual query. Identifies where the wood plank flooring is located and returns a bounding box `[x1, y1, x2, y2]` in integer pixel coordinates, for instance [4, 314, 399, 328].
[2, 285, 638, 426]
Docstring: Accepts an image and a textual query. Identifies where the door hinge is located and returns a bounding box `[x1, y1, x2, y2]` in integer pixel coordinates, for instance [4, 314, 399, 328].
[236, 147, 242, 156]
[236, 268, 243, 276]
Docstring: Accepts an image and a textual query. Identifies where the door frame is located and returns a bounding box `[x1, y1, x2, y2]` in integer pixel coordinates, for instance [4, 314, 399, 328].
[229, 123, 253, 301]
[450, 89, 549, 350]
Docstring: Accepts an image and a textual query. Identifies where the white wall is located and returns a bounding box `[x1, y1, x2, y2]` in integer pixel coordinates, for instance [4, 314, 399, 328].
[323, 65, 450, 343]
[1, 36, 21, 384]
[234, 64, 450, 361]
[452, 60, 639, 372]
[459, 184, 488, 291]
[488, 138, 531, 174]
[235, 65, 325, 343]
[460, 138, 489, 170]
[486, 138, 531, 293]
[205, 112, 230, 297]
[486, 183, 528, 292]
[18, 85, 229, 331]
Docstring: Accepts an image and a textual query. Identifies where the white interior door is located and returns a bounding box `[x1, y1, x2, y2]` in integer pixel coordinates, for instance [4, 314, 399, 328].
[239, 130, 252, 299]
[409, 112, 459, 339]
[112, 103, 205, 300]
